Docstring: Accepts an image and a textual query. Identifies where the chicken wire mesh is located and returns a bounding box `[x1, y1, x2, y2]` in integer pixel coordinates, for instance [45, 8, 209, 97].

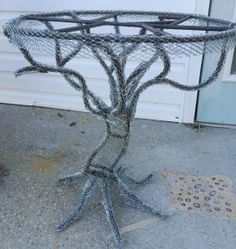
[4, 10, 236, 60]
[3, 10, 236, 248]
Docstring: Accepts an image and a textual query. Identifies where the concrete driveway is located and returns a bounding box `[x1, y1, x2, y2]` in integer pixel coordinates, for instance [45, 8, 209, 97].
[0, 104, 235, 249]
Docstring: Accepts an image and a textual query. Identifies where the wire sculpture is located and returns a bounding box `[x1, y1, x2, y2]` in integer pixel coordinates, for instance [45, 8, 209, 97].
[4, 10, 236, 247]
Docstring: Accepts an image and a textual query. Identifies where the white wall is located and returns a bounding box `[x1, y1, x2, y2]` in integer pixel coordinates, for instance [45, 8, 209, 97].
[0, 0, 209, 122]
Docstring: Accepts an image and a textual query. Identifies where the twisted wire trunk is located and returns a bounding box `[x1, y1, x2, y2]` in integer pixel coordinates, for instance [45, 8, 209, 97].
[85, 113, 131, 177]
[6, 13, 229, 246]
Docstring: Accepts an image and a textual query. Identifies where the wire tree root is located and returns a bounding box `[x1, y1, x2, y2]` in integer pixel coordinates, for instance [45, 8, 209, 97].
[8, 13, 228, 247]
[57, 166, 166, 248]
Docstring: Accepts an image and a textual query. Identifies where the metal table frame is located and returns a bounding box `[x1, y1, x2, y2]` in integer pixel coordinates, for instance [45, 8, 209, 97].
[4, 11, 236, 248]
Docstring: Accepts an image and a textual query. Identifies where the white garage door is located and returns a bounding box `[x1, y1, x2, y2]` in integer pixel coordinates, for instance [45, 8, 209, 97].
[0, 0, 209, 123]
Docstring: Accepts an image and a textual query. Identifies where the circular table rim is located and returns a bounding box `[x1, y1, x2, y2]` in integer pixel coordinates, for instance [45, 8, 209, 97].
[4, 10, 236, 45]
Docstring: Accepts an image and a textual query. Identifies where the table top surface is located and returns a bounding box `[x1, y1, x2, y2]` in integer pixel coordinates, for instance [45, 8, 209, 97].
[4, 11, 236, 59]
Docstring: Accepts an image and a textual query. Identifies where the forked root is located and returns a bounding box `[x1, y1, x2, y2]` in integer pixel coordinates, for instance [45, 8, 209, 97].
[58, 171, 85, 183]
[57, 171, 167, 248]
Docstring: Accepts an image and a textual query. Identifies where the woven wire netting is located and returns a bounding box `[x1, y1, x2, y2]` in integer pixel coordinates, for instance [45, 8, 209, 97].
[3, 12, 236, 247]
[4, 11, 236, 60]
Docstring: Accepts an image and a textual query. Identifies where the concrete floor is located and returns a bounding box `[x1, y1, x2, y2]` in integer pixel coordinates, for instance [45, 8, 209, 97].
[0, 104, 236, 249]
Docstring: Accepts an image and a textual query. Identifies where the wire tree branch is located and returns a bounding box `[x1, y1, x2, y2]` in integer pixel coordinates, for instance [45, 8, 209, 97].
[88, 45, 120, 109]
[5, 11, 234, 248]
[15, 66, 47, 76]
[125, 46, 160, 100]
[127, 45, 171, 116]
[18, 46, 109, 117]
[160, 46, 227, 91]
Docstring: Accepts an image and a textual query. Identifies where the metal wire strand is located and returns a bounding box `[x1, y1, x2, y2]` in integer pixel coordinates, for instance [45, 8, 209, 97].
[115, 172, 167, 218]
[160, 44, 227, 91]
[101, 178, 122, 247]
[4, 10, 235, 247]
[56, 177, 97, 231]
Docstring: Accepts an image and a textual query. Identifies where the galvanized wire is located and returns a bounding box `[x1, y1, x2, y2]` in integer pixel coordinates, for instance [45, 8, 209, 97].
[4, 10, 236, 248]
[4, 10, 236, 60]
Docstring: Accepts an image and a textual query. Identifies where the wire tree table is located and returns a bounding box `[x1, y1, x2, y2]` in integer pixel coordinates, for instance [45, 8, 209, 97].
[4, 10, 236, 247]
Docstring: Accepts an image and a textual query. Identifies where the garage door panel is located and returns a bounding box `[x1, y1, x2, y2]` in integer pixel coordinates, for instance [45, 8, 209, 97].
[0, 87, 181, 122]
[0, 52, 186, 106]
[0, 1, 208, 122]
[0, 1, 196, 13]
[0, 71, 183, 106]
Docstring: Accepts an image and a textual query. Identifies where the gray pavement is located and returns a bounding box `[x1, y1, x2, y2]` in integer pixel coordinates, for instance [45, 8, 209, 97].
[0, 104, 236, 249]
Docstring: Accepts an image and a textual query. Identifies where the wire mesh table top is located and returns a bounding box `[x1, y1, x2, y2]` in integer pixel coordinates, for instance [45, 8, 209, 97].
[4, 10, 236, 59]
[4, 11, 236, 248]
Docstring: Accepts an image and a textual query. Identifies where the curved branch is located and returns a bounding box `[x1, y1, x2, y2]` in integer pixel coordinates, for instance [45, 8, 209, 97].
[63, 73, 110, 114]
[18, 47, 109, 117]
[38, 20, 106, 114]
[17, 17, 109, 116]
[118, 43, 140, 70]
[160, 46, 227, 91]
[86, 34, 140, 113]
[39, 21, 63, 66]
[127, 46, 171, 115]
[15, 66, 47, 77]
[125, 46, 160, 99]
[58, 12, 84, 67]
[88, 45, 120, 108]
[97, 43, 141, 115]
[93, 43, 126, 115]
[59, 43, 83, 67]
[127, 43, 227, 119]
[134, 46, 171, 94]
[43, 16, 83, 67]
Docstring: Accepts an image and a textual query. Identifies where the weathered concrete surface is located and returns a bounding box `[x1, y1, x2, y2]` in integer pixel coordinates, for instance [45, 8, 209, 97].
[0, 104, 235, 249]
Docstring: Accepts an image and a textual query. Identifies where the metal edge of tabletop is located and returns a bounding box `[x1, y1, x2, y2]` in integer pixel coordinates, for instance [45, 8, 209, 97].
[3, 11, 236, 45]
